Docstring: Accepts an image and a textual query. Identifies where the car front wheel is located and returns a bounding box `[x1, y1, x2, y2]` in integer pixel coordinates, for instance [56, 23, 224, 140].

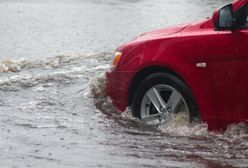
[131, 73, 199, 125]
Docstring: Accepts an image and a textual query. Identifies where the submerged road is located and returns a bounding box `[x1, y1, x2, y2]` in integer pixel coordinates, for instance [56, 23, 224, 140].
[1, 0, 247, 168]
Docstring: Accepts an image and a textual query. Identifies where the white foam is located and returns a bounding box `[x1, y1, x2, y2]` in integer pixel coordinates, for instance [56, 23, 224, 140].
[0, 58, 30, 72]
[223, 123, 248, 139]
[0, 53, 112, 91]
[0, 52, 112, 73]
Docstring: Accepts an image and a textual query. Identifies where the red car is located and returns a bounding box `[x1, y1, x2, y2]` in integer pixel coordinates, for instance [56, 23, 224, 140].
[106, 0, 248, 130]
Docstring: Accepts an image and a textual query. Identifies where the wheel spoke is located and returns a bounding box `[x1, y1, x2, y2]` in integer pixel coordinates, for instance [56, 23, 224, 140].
[141, 113, 161, 122]
[166, 90, 182, 113]
[146, 87, 166, 112]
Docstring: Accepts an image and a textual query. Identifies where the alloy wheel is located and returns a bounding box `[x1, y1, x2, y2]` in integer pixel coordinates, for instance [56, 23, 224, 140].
[140, 84, 189, 124]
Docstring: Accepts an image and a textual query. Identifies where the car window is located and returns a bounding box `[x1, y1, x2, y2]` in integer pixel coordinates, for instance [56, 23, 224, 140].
[245, 8, 248, 27]
[246, 15, 248, 26]
[235, 3, 248, 28]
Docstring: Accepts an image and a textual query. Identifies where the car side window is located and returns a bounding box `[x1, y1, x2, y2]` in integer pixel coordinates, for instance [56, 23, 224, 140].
[246, 15, 248, 25]
[235, 3, 248, 28]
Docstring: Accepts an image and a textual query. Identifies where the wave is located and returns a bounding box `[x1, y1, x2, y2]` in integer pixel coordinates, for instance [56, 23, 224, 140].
[0, 52, 112, 91]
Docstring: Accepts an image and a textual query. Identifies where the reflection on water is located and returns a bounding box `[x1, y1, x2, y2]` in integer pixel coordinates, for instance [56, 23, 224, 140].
[0, 0, 247, 168]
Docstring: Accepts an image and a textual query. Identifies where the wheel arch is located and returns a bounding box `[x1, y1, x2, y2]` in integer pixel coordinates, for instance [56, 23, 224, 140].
[127, 65, 193, 106]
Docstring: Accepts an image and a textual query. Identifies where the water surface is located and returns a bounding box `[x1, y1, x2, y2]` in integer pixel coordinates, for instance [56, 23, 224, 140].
[1, 0, 247, 168]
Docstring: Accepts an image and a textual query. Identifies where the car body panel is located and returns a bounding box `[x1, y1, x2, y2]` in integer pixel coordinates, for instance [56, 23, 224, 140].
[211, 29, 248, 127]
[106, 71, 132, 111]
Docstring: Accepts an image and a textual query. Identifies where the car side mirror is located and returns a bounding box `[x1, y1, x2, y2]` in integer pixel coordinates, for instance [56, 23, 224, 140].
[213, 4, 234, 30]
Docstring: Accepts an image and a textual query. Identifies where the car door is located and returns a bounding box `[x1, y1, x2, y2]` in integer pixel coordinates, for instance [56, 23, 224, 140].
[212, 3, 248, 124]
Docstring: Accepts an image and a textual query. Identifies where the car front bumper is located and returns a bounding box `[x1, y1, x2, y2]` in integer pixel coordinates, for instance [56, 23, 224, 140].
[106, 70, 133, 112]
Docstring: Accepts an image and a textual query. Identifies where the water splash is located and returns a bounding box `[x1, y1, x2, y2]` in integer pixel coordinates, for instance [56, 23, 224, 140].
[158, 112, 208, 136]
[89, 74, 209, 136]
[89, 74, 119, 115]
[89, 73, 248, 139]
[0, 52, 112, 91]
[223, 123, 248, 141]
[0, 58, 30, 73]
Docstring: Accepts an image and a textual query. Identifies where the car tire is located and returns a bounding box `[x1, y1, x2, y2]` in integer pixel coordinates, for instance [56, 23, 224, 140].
[131, 73, 199, 124]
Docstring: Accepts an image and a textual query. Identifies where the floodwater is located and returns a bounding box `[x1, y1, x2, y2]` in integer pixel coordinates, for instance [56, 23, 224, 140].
[0, 0, 247, 168]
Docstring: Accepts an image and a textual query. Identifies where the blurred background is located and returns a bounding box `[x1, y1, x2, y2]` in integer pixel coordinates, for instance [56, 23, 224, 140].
[0, 0, 232, 58]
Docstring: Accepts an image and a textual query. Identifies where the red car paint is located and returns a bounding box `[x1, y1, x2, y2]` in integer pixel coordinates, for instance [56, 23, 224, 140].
[106, 0, 248, 130]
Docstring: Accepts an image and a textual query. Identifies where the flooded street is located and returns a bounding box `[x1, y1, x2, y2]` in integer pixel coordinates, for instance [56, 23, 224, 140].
[0, 0, 248, 167]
